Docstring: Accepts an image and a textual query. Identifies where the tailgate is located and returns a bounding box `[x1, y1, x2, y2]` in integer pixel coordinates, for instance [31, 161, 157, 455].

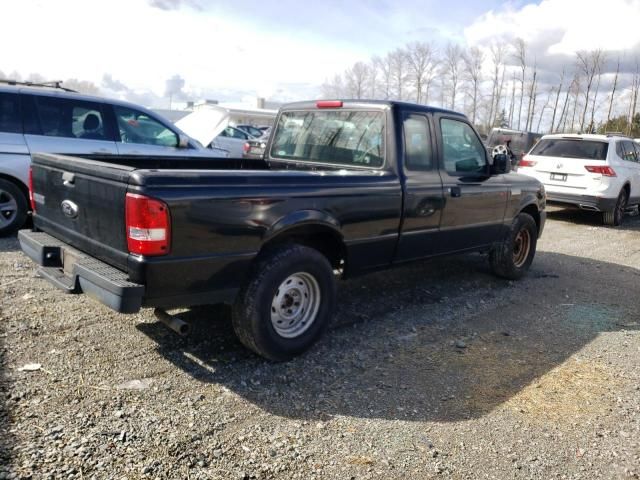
[30, 153, 133, 271]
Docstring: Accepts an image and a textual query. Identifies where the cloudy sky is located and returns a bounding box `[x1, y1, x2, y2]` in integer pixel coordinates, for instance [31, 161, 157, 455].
[2, 0, 640, 108]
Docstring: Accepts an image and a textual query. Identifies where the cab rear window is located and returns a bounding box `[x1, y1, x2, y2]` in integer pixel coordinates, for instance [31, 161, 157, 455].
[529, 139, 608, 160]
[270, 110, 384, 168]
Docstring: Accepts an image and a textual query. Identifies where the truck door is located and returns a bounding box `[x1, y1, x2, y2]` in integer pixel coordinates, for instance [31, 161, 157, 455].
[396, 112, 445, 261]
[435, 115, 508, 252]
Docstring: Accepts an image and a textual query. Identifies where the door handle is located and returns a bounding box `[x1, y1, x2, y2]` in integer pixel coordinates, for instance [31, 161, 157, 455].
[450, 186, 461, 198]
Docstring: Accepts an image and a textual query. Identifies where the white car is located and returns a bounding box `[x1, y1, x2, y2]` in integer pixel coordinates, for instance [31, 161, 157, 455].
[518, 134, 640, 226]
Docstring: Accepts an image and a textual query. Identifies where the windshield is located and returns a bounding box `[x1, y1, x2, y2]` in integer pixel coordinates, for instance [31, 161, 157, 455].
[530, 138, 608, 160]
[270, 110, 385, 168]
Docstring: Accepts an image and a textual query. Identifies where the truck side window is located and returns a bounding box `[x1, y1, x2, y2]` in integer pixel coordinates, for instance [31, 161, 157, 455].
[403, 114, 432, 171]
[113, 106, 178, 147]
[34, 96, 108, 140]
[0, 93, 21, 133]
[440, 118, 487, 174]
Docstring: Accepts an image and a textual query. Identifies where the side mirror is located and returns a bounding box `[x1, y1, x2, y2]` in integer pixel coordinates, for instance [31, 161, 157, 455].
[178, 134, 190, 148]
[490, 153, 510, 175]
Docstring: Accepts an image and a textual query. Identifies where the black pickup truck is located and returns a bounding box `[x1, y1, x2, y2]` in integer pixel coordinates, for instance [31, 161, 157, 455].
[19, 100, 546, 360]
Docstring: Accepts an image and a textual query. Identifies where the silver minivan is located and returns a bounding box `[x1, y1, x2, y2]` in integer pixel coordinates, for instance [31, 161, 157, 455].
[0, 82, 228, 235]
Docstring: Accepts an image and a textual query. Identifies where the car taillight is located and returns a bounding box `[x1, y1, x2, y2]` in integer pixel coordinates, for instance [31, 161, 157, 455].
[125, 193, 171, 256]
[585, 165, 616, 176]
[28, 167, 36, 212]
[243, 142, 250, 154]
[316, 100, 343, 108]
[519, 157, 537, 167]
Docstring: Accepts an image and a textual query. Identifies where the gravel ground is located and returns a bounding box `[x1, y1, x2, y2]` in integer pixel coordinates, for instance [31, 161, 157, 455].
[1, 208, 639, 479]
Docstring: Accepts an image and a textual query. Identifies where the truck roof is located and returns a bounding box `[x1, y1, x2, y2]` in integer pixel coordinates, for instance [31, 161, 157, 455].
[280, 99, 466, 117]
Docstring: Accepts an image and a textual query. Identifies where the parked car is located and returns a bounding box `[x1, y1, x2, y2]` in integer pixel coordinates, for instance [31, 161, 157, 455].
[518, 133, 640, 226]
[0, 80, 228, 235]
[235, 124, 264, 138]
[20, 99, 546, 360]
[486, 127, 543, 168]
[214, 126, 257, 157]
[242, 138, 267, 159]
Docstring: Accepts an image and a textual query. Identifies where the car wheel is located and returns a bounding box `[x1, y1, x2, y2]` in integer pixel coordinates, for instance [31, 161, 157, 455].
[0, 179, 28, 236]
[232, 244, 336, 361]
[489, 212, 538, 280]
[602, 189, 628, 226]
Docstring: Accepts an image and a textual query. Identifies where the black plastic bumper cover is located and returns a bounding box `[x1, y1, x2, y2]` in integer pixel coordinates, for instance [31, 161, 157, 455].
[18, 230, 144, 313]
[546, 193, 617, 212]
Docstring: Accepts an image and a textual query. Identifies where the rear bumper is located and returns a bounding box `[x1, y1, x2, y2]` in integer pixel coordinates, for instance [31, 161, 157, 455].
[18, 230, 144, 313]
[546, 192, 616, 212]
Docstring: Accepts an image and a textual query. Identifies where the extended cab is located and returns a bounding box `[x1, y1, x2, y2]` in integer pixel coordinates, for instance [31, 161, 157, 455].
[19, 100, 546, 360]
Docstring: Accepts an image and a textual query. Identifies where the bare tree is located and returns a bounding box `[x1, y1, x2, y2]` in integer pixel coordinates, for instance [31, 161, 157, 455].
[549, 69, 565, 133]
[513, 38, 527, 130]
[406, 41, 437, 104]
[569, 75, 581, 132]
[606, 57, 620, 125]
[442, 43, 462, 110]
[536, 87, 554, 132]
[367, 59, 379, 99]
[576, 49, 605, 131]
[373, 54, 393, 100]
[508, 73, 517, 127]
[488, 43, 508, 130]
[628, 61, 640, 135]
[462, 47, 483, 123]
[345, 62, 370, 99]
[321, 73, 345, 99]
[557, 73, 577, 132]
[389, 48, 408, 100]
[525, 61, 538, 131]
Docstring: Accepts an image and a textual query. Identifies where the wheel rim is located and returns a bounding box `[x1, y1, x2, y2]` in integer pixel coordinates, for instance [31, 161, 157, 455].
[0, 189, 18, 229]
[512, 228, 531, 268]
[616, 193, 627, 223]
[270, 272, 321, 339]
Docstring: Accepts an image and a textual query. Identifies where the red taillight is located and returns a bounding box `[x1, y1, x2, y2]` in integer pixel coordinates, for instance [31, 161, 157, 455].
[519, 157, 537, 167]
[585, 165, 616, 176]
[125, 193, 171, 256]
[28, 167, 36, 211]
[243, 142, 250, 154]
[316, 100, 343, 108]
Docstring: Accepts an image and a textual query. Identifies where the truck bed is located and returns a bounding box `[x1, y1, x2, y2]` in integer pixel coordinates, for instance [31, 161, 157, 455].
[27, 152, 403, 311]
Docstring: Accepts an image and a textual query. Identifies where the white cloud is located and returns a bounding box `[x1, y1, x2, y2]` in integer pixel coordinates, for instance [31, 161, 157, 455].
[1, 0, 366, 103]
[465, 0, 640, 56]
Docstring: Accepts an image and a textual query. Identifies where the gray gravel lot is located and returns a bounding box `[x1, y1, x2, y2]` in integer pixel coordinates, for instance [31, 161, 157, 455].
[1, 208, 639, 479]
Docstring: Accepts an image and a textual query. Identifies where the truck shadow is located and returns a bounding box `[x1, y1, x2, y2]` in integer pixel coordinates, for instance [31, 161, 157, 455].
[137, 251, 640, 423]
[0, 234, 20, 253]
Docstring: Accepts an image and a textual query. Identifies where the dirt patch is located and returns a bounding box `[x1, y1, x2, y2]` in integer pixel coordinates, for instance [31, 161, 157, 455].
[505, 358, 620, 422]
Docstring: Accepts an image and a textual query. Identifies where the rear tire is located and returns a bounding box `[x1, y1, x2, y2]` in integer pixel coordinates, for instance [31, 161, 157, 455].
[603, 190, 628, 226]
[232, 244, 336, 361]
[0, 179, 28, 236]
[489, 213, 538, 280]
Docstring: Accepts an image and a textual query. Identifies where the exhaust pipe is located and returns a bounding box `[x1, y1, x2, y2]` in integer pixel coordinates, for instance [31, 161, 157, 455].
[154, 309, 191, 336]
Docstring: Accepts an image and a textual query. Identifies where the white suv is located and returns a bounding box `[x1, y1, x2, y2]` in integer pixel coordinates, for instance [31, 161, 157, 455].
[518, 134, 640, 226]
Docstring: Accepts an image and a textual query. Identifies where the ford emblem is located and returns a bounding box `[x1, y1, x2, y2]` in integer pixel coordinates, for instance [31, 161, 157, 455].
[61, 200, 79, 219]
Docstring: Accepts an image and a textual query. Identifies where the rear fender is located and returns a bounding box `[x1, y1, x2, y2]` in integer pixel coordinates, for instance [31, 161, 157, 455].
[263, 210, 342, 243]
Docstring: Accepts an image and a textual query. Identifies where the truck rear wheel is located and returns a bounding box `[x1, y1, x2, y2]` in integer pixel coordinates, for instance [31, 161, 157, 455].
[489, 212, 537, 280]
[232, 244, 336, 361]
[0, 179, 28, 236]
